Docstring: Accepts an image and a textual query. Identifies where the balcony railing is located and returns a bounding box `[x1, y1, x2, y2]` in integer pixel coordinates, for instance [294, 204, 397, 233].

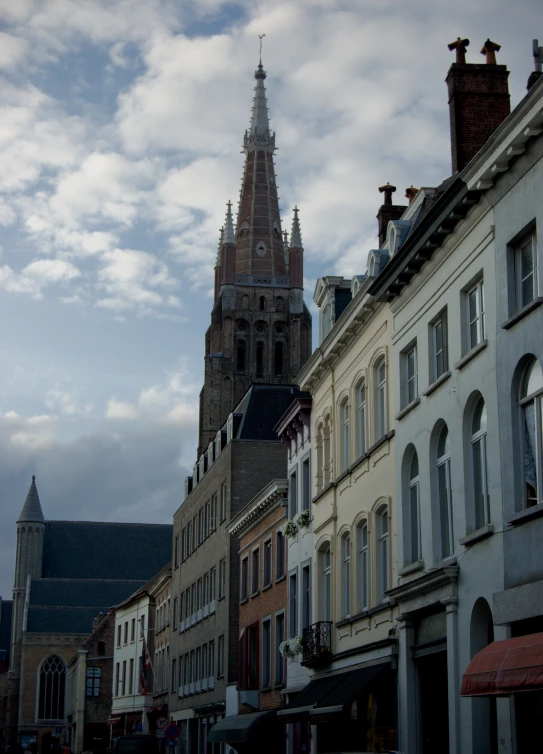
[302, 621, 333, 666]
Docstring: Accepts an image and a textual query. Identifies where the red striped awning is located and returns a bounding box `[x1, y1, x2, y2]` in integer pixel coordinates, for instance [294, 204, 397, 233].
[461, 632, 543, 697]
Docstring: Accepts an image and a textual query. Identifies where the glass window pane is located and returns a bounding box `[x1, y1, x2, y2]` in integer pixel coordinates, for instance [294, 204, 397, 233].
[473, 438, 485, 529]
[410, 483, 419, 562]
[410, 453, 419, 480]
[523, 401, 538, 506]
[438, 463, 451, 558]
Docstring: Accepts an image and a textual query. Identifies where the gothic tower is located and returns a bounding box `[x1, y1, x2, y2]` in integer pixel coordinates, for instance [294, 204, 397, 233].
[198, 61, 312, 454]
[9, 477, 45, 732]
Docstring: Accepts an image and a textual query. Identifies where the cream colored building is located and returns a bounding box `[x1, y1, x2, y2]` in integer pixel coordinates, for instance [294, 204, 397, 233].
[291, 270, 398, 752]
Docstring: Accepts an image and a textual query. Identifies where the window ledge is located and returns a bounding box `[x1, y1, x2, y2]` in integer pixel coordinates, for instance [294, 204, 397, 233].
[460, 523, 494, 546]
[396, 397, 420, 421]
[507, 502, 543, 526]
[399, 560, 425, 577]
[262, 583, 272, 592]
[251, 591, 260, 599]
[312, 482, 336, 505]
[275, 575, 286, 584]
[336, 617, 351, 628]
[335, 468, 350, 485]
[240, 598, 248, 605]
[502, 297, 543, 329]
[455, 340, 488, 370]
[423, 371, 451, 397]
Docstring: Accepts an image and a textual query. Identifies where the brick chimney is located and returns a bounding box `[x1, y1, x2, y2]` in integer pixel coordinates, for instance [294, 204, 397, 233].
[446, 37, 510, 173]
[377, 183, 407, 247]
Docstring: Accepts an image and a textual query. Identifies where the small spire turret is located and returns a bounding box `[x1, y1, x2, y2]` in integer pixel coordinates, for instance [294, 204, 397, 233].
[223, 201, 235, 245]
[17, 475, 44, 523]
[244, 57, 275, 153]
[290, 206, 303, 249]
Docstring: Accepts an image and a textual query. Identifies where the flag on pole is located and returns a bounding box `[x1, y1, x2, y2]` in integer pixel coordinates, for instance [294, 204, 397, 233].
[138, 633, 152, 695]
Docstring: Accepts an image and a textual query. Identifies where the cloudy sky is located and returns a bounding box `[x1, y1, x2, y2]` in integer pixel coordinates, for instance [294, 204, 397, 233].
[0, 0, 539, 595]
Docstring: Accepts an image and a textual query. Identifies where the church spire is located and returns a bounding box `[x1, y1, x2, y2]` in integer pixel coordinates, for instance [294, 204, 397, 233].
[288, 206, 304, 288]
[223, 201, 235, 245]
[17, 475, 44, 523]
[244, 61, 275, 153]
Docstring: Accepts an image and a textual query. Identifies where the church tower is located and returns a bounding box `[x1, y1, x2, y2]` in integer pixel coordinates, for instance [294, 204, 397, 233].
[198, 60, 312, 454]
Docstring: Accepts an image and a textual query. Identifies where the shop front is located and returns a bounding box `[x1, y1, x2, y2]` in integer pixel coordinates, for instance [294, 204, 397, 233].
[278, 662, 396, 753]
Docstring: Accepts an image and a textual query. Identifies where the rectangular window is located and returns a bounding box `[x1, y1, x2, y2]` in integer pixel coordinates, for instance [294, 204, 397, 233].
[241, 557, 249, 601]
[276, 531, 285, 579]
[466, 279, 485, 350]
[199, 509, 204, 544]
[219, 558, 226, 599]
[220, 481, 227, 522]
[191, 583, 197, 616]
[201, 644, 208, 682]
[195, 647, 201, 682]
[402, 343, 418, 407]
[86, 667, 101, 698]
[117, 624, 121, 648]
[171, 659, 176, 693]
[187, 522, 192, 556]
[203, 573, 209, 607]
[430, 310, 448, 381]
[289, 573, 297, 638]
[275, 613, 285, 686]
[218, 635, 225, 678]
[193, 515, 198, 550]
[247, 625, 259, 690]
[252, 548, 260, 595]
[205, 501, 210, 538]
[210, 567, 216, 602]
[121, 660, 126, 696]
[209, 640, 215, 679]
[302, 459, 310, 511]
[263, 539, 272, 587]
[128, 659, 133, 695]
[180, 592, 185, 626]
[289, 471, 297, 519]
[178, 655, 183, 690]
[514, 232, 538, 311]
[211, 493, 218, 531]
[262, 619, 271, 688]
[174, 535, 180, 568]
[197, 579, 203, 611]
[358, 382, 366, 457]
[140, 614, 145, 636]
[302, 565, 311, 630]
[379, 510, 389, 602]
[173, 597, 178, 629]
[115, 663, 120, 697]
[182, 527, 187, 561]
[130, 618, 136, 642]
[123, 621, 128, 644]
[189, 651, 195, 684]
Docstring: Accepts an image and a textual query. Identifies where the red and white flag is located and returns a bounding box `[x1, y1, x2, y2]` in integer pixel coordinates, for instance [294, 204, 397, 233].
[138, 633, 152, 696]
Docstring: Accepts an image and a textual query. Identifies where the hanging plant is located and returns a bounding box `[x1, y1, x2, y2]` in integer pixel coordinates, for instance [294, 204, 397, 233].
[295, 510, 311, 528]
[279, 636, 303, 658]
[281, 520, 298, 538]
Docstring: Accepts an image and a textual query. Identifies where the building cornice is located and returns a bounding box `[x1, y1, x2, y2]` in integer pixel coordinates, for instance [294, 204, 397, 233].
[228, 479, 288, 537]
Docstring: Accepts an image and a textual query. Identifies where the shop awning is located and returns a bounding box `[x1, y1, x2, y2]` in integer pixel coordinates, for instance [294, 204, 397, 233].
[461, 632, 543, 697]
[107, 716, 122, 724]
[207, 711, 276, 744]
[278, 662, 387, 721]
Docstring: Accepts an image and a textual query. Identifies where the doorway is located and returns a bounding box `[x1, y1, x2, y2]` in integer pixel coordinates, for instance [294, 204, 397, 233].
[417, 651, 449, 754]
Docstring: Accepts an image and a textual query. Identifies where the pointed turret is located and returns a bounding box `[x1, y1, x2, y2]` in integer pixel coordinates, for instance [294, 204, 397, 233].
[17, 475, 44, 523]
[223, 201, 235, 245]
[288, 206, 304, 288]
[244, 62, 275, 153]
[214, 226, 224, 302]
[219, 201, 236, 289]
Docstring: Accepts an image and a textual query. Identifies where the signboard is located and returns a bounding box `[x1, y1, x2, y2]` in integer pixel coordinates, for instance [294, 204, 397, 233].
[164, 723, 181, 741]
[156, 717, 168, 730]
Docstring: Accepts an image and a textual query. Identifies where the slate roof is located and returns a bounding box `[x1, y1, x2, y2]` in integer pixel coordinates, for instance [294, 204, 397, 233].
[236, 385, 301, 441]
[42, 521, 173, 580]
[27, 606, 112, 635]
[17, 476, 45, 523]
[30, 578, 144, 608]
[0, 599, 13, 666]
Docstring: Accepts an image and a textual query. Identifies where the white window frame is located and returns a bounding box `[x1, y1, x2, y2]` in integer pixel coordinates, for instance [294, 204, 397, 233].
[514, 231, 538, 311]
[403, 344, 418, 407]
[342, 400, 350, 471]
[430, 310, 448, 381]
[342, 534, 350, 618]
[376, 359, 387, 439]
[321, 545, 331, 622]
[358, 521, 368, 612]
[357, 381, 366, 458]
[466, 279, 485, 351]
[378, 508, 389, 603]
[407, 454, 421, 564]
[520, 359, 543, 508]
[471, 398, 490, 529]
[437, 426, 454, 559]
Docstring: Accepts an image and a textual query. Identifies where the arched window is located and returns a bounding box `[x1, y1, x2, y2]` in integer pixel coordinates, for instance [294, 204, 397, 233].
[472, 398, 489, 528]
[320, 544, 331, 621]
[520, 359, 543, 507]
[437, 425, 453, 558]
[341, 400, 349, 472]
[315, 423, 324, 493]
[378, 508, 389, 603]
[276, 296, 284, 312]
[259, 296, 267, 311]
[38, 655, 66, 720]
[342, 534, 350, 618]
[274, 341, 284, 377]
[376, 359, 387, 440]
[357, 382, 366, 458]
[407, 452, 421, 564]
[358, 521, 368, 612]
[256, 342, 264, 378]
[236, 340, 246, 372]
[323, 416, 331, 486]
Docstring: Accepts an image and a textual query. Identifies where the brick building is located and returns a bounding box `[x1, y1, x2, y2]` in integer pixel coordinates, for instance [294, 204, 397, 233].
[8, 477, 172, 752]
[149, 567, 172, 752]
[0, 597, 13, 749]
[229, 479, 288, 719]
[66, 611, 115, 754]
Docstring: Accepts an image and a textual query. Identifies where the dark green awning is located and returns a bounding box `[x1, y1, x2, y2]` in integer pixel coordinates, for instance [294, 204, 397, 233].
[207, 711, 276, 744]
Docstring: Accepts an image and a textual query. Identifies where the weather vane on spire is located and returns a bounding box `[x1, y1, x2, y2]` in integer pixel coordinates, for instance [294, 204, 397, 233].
[258, 33, 266, 63]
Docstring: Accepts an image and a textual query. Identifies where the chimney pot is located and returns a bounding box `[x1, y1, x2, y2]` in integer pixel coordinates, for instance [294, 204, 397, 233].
[528, 39, 543, 91]
[405, 186, 419, 204]
[480, 39, 501, 65]
[448, 37, 470, 64]
[378, 182, 396, 206]
[377, 184, 406, 247]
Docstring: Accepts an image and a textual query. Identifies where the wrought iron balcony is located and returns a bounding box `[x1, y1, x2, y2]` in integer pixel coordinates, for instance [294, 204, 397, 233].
[302, 621, 333, 666]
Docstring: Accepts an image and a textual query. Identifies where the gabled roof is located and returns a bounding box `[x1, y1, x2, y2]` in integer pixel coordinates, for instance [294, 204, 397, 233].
[17, 476, 45, 523]
[237, 385, 302, 441]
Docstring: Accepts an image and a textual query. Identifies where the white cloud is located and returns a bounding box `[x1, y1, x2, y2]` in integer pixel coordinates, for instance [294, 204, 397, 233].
[0, 258, 81, 297]
[106, 398, 139, 420]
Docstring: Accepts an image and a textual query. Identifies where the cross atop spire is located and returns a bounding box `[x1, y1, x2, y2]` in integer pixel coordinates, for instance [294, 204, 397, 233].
[17, 475, 45, 523]
[290, 206, 303, 249]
